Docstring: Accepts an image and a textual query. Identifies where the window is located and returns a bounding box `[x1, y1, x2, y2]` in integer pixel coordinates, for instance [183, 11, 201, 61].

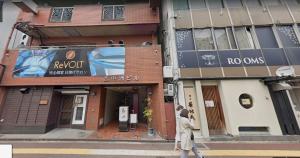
[226, 0, 243, 8]
[277, 26, 300, 47]
[208, 0, 225, 8]
[239, 94, 253, 109]
[102, 5, 125, 20]
[176, 30, 195, 51]
[0, 1, 3, 22]
[255, 27, 279, 48]
[173, 0, 189, 10]
[245, 0, 263, 7]
[190, 0, 207, 9]
[227, 28, 237, 49]
[263, 0, 282, 6]
[50, 7, 73, 22]
[214, 28, 230, 50]
[286, 0, 300, 5]
[194, 28, 215, 50]
[235, 27, 255, 49]
[214, 28, 237, 50]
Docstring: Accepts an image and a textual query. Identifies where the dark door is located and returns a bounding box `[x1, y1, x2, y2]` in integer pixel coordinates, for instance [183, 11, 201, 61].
[165, 102, 176, 140]
[202, 86, 226, 135]
[268, 87, 300, 135]
[58, 95, 74, 128]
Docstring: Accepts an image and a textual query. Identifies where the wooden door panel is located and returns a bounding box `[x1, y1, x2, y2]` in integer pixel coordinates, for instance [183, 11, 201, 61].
[202, 86, 225, 135]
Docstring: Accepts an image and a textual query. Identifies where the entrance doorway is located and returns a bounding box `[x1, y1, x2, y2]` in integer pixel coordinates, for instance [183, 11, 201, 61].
[58, 95, 88, 128]
[98, 86, 149, 139]
[202, 86, 226, 135]
[268, 88, 300, 135]
[58, 95, 74, 128]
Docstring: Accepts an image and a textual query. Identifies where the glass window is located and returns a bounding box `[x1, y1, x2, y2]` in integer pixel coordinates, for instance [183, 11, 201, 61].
[235, 27, 255, 49]
[277, 26, 300, 47]
[226, 0, 243, 8]
[286, 0, 300, 5]
[50, 7, 73, 22]
[208, 0, 225, 8]
[75, 107, 84, 121]
[176, 30, 195, 51]
[173, 0, 189, 10]
[103, 5, 125, 20]
[194, 28, 215, 50]
[227, 28, 237, 49]
[214, 28, 230, 50]
[263, 0, 282, 6]
[245, 0, 263, 7]
[256, 27, 279, 48]
[190, 0, 207, 9]
[0, 1, 3, 22]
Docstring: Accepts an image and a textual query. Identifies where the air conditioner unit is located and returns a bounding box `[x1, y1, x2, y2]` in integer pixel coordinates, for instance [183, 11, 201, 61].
[164, 84, 174, 96]
[163, 66, 173, 78]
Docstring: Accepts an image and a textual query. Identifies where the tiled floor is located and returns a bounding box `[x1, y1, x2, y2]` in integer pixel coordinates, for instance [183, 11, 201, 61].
[95, 121, 162, 140]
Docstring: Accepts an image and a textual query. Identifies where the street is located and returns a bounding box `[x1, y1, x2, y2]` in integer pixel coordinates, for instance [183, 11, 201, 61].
[1, 140, 300, 158]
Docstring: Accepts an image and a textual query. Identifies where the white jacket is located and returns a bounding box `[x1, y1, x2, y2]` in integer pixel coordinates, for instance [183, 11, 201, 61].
[180, 117, 195, 150]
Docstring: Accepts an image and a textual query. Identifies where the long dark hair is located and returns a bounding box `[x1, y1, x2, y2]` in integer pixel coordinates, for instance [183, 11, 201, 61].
[180, 109, 189, 119]
[176, 105, 184, 111]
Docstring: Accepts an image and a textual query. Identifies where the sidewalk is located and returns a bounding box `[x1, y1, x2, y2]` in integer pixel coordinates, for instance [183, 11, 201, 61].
[1, 128, 300, 143]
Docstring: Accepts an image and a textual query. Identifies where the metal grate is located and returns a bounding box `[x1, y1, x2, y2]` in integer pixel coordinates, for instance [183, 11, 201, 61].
[50, 7, 73, 22]
[102, 5, 124, 20]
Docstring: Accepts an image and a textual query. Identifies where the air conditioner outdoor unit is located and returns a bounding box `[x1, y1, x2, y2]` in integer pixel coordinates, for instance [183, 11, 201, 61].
[163, 66, 173, 78]
[164, 84, 174, 96]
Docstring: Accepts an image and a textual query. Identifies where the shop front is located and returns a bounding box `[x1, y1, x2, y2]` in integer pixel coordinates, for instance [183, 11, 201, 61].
[0, 46, 167, 138]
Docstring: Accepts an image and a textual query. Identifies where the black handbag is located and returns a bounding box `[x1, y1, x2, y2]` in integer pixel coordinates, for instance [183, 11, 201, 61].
[191, 132, 194, 140]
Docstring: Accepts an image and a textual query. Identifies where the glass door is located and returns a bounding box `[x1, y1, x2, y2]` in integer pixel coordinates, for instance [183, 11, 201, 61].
[72, 95, 87, 125]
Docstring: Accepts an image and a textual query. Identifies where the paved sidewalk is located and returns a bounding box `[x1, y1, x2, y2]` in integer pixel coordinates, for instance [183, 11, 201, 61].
[1, 140, 300, 157]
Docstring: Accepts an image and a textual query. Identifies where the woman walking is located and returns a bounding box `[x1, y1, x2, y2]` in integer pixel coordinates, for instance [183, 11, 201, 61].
[174, 105, 184, 150]
[179, 109, 203, 158]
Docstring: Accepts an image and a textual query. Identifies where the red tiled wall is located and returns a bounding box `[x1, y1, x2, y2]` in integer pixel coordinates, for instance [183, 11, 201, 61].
[19, 3, 159, 27]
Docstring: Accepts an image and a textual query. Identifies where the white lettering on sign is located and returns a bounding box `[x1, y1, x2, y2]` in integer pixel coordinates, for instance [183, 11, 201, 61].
[227, 57, 265, 65]
[104, 75, 139, 82]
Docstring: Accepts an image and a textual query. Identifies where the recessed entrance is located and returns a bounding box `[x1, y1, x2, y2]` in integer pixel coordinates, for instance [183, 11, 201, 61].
[97, 86, 150, 140]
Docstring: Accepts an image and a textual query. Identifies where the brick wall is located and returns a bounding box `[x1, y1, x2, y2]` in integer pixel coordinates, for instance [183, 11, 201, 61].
[19, 3, 159, 27]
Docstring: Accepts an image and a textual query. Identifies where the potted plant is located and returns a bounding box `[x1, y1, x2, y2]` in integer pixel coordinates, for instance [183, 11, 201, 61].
[143, 95, 155, 136]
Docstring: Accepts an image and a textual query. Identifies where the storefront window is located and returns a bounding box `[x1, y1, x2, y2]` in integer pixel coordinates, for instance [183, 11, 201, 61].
[194, 28, 215, 50]
[173, 0, 189, 10]
[277, 25, 300, 48]
[239, 93, 253, 109]
[176, 29, 195, 51]
[235, 27, 255, 49]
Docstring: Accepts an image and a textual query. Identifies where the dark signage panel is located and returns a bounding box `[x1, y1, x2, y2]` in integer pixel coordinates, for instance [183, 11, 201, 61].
[45, 48, 92, 77]
[197, 51, 221, 68]
[240, 50, 266, 66]
[178, 51, 199, 68]
[262, 49, 289, 66]
[285, 47, 300, 65]
[218, 50, 243, 67]
[13, 47, 125, 78]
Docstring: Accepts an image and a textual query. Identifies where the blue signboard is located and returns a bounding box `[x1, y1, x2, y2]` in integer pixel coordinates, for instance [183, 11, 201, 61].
[13, 47, 125, 78]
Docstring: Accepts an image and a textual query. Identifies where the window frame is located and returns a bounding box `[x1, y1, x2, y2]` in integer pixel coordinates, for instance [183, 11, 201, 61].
[102, 5, 125, 21]
[49, 7, 74, 23]
[234, 26, 256, 50]
[0, 1, 3, 22]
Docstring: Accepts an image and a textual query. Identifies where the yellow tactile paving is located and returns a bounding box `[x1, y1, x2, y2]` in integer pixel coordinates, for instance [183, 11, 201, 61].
[13, 148, 300, 157]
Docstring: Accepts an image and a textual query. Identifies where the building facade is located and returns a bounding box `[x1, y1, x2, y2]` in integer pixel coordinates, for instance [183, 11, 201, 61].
[162, 0, 300, 138]
[0, 0, 170, 138]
